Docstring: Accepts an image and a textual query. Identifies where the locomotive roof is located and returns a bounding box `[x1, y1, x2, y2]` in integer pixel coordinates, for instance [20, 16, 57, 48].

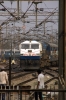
[20, 40, 41, 44]
[48, 43, 58, 47]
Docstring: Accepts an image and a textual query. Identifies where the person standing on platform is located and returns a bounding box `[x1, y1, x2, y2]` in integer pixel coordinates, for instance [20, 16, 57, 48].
[0, 68, 8, 100]
[35, 69, 44, 100]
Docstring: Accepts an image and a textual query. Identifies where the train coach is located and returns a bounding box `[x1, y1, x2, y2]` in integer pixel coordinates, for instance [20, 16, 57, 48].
[46, 43, 58, 60]
[42, 42, 58, 57]
[1, 49, 20, 60]
[41, 42, 58, 67]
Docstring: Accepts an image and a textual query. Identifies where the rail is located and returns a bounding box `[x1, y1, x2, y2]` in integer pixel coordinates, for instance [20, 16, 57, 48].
[0, 85, 66, 100]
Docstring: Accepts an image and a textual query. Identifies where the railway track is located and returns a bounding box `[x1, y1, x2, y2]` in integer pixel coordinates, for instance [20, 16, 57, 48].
[0, 63, 59, 87]
[11, 66, 58, 86]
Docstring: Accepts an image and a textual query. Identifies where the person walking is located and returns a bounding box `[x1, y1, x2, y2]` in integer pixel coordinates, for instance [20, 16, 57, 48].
[35, 69, 44, 100]
[0, 68, 8, 100]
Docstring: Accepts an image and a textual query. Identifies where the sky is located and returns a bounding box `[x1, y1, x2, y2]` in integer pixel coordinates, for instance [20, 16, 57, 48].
[0, 1, 59, 42]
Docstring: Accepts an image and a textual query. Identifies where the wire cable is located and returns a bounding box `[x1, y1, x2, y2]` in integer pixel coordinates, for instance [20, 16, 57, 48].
[20, 0, 35, 18]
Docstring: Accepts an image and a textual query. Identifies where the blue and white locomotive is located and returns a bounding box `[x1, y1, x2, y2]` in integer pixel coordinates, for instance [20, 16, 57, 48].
[19, 40, 42, 60]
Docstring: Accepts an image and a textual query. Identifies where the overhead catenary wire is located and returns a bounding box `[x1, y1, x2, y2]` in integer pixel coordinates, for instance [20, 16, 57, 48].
[21, 7, 58, 36]
[0, 2, 58, 48]
[0, 0, 35, 26]
[0, 3, 17, 19]
[20, 0, 35, 18]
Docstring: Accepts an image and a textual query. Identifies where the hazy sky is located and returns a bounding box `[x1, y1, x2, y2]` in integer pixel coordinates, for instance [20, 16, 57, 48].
[0, 1, 58, 35]
[1, 1, 58, 13]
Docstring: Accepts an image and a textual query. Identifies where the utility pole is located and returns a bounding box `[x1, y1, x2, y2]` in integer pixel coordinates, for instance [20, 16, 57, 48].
[44, 22, 45, 35]
[17, 0, 19, 18]
[9, 56, 11, 86]
[32, 1, 42, 28]
[0, 0, 4, 3]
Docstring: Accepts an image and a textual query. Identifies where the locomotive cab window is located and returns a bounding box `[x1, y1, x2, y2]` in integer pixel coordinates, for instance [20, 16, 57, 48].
[31, 44, 39, 49]
[21, 44, 30, 49]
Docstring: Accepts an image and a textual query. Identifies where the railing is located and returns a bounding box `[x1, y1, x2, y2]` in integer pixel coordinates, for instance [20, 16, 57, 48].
[0, 85, 66, 100]
[59, 76, 65, 88]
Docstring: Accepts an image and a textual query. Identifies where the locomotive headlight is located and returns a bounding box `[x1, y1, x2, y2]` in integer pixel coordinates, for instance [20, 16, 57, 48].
[37, 53, 40, 56]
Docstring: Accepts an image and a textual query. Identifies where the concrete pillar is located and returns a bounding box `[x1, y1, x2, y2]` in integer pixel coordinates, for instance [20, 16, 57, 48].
[64, 0, 66, 99]
[64, 0, 66, 87]
[59, 0, 66, 100]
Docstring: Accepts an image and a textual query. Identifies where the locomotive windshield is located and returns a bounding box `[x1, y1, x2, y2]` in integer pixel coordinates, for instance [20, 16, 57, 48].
[31, 44, 39, 49]
[21, 44, 30, 49]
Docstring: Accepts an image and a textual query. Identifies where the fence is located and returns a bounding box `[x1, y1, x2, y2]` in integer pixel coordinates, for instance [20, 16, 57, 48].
[0, 85, 66, 100]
